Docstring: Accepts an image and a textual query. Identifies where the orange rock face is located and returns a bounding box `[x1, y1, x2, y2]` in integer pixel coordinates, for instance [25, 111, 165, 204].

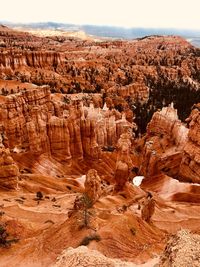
[0, 87, 132, 167]
[84, 169, 102, 203]
[179, 104, 200, 183]
[114, 131, 133, 191]
[0, 132, 19, 189]
[141, 195, 155, 223]
[140, 105, 188, 178]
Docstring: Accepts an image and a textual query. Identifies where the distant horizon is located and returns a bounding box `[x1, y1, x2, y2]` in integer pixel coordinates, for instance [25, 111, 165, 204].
[3, 20, 200, 47]
[2, 20, 200, 34]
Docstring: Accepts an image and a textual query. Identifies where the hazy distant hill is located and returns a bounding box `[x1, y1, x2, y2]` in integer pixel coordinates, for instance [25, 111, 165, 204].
[188, 37, 200, 47]
[2, 21, 200, 46]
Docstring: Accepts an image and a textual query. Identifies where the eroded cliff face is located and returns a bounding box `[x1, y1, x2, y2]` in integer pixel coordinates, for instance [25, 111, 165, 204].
[132, 102, 200, 185]
[0, 87, 52, 154]
[179, 104, 200, 183]
[140, 105, 188, 178]
[0, 87, 132, 165]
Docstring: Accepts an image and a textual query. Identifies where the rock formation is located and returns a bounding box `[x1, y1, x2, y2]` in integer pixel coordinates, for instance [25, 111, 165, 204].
[0, 87, 132, 164]
[179, 104, 200, 183]
[0, 86, 52, 154]
[0, 131, 19, 189]
[114, 131, 133, 191]
[140, 105, 188, 178]
[84, 169, 102, 204]
[140, 193, 155, 223]
[69, 169, 101, 218]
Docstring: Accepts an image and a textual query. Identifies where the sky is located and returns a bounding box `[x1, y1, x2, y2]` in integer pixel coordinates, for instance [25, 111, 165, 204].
[1, 0, 200, 29]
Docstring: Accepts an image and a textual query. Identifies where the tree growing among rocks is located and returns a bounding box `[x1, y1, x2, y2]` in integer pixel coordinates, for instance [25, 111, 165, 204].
[68, 169, 102, 229]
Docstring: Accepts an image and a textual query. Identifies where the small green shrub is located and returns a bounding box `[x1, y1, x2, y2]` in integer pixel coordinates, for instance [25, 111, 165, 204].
[36, 191, 43, 200]
[0, 225, 18, 248]
[130, 227, 136, 236]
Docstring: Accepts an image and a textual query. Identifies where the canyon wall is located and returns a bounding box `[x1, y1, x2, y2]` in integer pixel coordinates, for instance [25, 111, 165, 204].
[0, 87, 132, 163]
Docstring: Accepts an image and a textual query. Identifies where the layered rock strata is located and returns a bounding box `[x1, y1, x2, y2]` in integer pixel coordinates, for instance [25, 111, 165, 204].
[0, 87, 132, 162]
[140, 105, 188, 178]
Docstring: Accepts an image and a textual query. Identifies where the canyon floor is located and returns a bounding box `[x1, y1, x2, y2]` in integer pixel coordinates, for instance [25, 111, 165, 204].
[0, 25, 200, 266]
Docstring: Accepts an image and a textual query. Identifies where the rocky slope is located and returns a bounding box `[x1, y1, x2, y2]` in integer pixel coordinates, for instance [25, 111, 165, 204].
[53, 246, 137, 267]
[159, 230, 200, 267]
